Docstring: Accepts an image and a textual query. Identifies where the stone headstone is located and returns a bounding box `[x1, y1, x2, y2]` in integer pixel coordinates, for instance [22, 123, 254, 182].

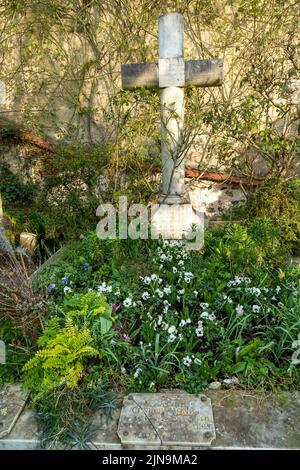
[117, 393, 216, 446]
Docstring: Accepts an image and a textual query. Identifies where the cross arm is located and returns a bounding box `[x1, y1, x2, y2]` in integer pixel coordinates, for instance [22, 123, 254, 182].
[121, 59, 223, 90]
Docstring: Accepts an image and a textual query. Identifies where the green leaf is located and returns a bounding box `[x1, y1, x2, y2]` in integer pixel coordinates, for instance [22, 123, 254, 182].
[231, 361, 247, 373]
[100, 317, 112, 335]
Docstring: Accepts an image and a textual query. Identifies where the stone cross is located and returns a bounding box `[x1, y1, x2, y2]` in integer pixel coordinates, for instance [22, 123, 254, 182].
[121, 12, 223, 204]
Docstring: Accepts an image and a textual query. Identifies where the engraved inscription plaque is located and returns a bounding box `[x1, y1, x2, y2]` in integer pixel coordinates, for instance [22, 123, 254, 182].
[117, 393, 216, 446]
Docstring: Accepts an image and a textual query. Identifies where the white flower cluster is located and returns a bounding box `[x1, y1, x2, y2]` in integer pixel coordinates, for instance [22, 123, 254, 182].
[200, 311, 216, 321]
[140, 274, 163, 285]
[97, 282, 113, 294]
[245, 287, 261, 297]
[178, 271, 194, 283]
[227, 276, 251, 287]
[156, 240, 189, 271]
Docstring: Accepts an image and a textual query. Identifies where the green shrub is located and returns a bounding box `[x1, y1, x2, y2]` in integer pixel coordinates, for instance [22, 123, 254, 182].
[246, 178, 300, 255]
[28, 143, 113, 242]
[0, 162, 36, 204]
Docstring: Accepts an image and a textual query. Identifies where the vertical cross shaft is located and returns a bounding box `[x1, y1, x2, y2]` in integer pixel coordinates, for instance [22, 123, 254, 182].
[121, 12, 223, 207]
[158, 13, 185, 204]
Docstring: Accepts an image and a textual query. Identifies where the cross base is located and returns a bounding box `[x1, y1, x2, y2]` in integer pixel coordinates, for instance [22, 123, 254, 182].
[151, 203, 204, 249]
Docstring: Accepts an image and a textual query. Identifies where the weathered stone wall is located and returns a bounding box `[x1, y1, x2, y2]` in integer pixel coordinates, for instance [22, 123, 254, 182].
[0, 3, 298, 218]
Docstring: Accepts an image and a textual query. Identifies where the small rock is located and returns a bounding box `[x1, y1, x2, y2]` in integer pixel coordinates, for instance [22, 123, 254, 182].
[223, 377, 240, 386]
[208, 381, 222, 390]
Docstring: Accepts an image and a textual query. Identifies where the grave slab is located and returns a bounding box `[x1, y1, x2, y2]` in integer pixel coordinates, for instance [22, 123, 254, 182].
[1, 389, 300, 450]
[0, 384, 29, 439]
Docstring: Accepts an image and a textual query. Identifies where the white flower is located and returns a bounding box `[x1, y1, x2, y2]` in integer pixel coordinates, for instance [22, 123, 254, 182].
[134, 368, 142, 378]
[292, 335, 300, 349]
[291, 351, 300, 365]
[143, 276, 151, 284]
[151, 274, 159, 281]
[173, 267, 178, 273]
[179, 319, 186, 327]
[183, 355, 192, 367]
[278, 302, 284, 308]
[252, 305, 260, 313]
[121, 366, 126, 374]
[168, 333, 177, 343]
[200, 302, 209, 309]
[209, 313, 216, 321]
[178, 260, 184, 267]
[157, 315, 163, 326]
[164, 286, 172, 295]
[123, 297, 133, 307]
[155, 289, 164, 299]
[200, 311, 209, 319]
[179, 289, 185, 295]
[142, 291, 150, 300]
[275, 286, 281, 294]
[64, 286, 72, 294]
[115, 288, 121, 296]
[147, 312, 153, 320]
[235, 305, 244, 316]
[184, 272, 194, 283]
[195, 321, 204, 337]
[193, 291, 198, 296]
[168, 325, 177, 335]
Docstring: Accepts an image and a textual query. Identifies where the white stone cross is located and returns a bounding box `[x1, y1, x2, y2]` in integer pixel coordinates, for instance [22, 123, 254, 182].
[121, 12, 223, 204]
